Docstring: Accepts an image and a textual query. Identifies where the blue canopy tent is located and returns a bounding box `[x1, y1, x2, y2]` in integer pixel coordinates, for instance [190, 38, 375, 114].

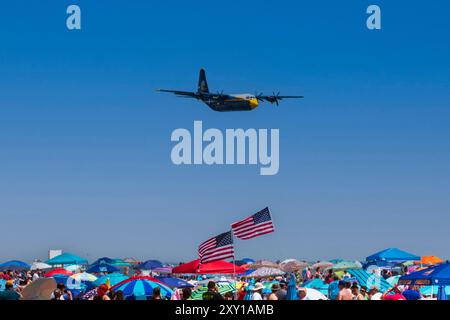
[86, 263, 119, 274]
[399, 262, 450, 286]
[135, 260, 164, 270]
[348, 269, 392, 292]
[46, 253, 88, 266]
[0, 260, 30, 271]
[366, 248, 420, 263]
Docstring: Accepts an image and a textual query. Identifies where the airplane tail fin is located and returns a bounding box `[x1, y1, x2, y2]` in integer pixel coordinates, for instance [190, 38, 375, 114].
[197, 68, 209, 94]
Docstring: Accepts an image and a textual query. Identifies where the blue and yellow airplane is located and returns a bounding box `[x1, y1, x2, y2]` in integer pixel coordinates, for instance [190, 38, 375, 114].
[157, 69, 304, 112]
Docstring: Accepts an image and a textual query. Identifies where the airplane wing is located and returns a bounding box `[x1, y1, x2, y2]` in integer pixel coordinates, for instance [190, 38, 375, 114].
[256, 93, 304, 105]
[156, 89, 199, 98]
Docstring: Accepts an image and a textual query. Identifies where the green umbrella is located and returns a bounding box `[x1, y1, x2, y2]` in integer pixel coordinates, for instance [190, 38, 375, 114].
[190, 283, 236, 300]
[331, 261, 362, 271]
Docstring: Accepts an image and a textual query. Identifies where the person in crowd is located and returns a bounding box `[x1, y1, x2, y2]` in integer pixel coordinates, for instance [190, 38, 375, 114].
[93, 284, 111, 300]
[276, 281, 287, 300]
[0, 280, 21, 300]
[328, 276, 340, 300]
[368, 286, 382, 300]
[224, 291, 234, 300]
[351, 283, 364, 300]
[202, 281, 224, 300]
[401, 286, 422, 301]
[324, 270, 334, 284]
[251, 282, 264, 300]
[360, 286, 369, 300]
[337, 281, 353, 300]
[382, 286, 406, 300]
[151, 286, 162, 300]
[268, 283, 280, 300]
[181, 287, 192, 300]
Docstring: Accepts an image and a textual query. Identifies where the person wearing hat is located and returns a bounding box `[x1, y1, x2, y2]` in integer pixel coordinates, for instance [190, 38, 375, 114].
[268, 283, 280, 300]
[251, 282, 264, 300]
[0, 280, 21, 300]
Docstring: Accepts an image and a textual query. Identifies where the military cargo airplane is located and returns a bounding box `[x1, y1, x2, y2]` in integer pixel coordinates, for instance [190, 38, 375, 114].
[157, 69, 304, 112]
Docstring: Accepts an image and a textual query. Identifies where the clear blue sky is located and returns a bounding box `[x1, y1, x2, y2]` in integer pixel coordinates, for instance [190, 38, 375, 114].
[1, 1, 449, 263]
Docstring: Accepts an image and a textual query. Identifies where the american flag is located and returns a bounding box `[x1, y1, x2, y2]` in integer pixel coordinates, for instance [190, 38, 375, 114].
[198, 231, 234, 264]
[231, 207, 275, 240]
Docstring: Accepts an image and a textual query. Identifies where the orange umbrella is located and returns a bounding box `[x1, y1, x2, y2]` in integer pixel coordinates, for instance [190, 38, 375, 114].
[415, 256, 443, 265]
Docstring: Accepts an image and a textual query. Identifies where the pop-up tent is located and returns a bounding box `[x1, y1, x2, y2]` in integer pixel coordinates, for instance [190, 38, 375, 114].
[172, 259, 245, 274]
[399, 262, 450, 286]
[46, 253, 88, 266]
[366, 248, 420, 263]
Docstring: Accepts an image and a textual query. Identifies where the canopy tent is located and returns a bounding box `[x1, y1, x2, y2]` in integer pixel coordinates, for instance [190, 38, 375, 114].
[399, 262, 450, 286]
[86, 263, 120, 274]
[172, 259, 246, 275]
[0, 260, 30, 271]
[46, 253, 88, 266]
[366, 248, 420, 263]
[135, 260, 164, 270]
[348, 269, 392, 293]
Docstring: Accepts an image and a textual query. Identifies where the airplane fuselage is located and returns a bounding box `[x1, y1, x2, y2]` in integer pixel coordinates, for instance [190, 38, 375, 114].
[202, 94, 259, 112]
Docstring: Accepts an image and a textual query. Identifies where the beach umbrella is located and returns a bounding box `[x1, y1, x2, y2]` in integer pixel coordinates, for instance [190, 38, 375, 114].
[279, 259, 309, 273]
[248, 260, 279, 269]
[109, 259, 132, 267]
[155, 276, 194, 288]
[415, 256, 443, 266]
[301, 279, 329, 296]
[0, 260, 30, 271]
[86, 263, 119, 274]
[94, 273, 129, 287]
[111, 276, 173, 300]
[64, 265, 83, 273]
[152, 266, 173, 274]
[135, 260, 164, 270]
[190, 282, 236, 300]
[331, 261, 362, 271]
[30, 262, 52, 271]
[312, 261, 333, 269]
[44, 268, 73, 277]
[20, 278, 57, 300]
[286, 273, 298, 300]
[70, 272, 97, 282]
[299, 288, 328, 300]
[386, 275, 400, 287]
[245, 267, 285, 278]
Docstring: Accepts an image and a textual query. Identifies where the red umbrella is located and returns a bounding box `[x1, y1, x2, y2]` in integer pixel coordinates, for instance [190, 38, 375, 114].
[44, 268, 73, 277]
[172, 259, 246, 274]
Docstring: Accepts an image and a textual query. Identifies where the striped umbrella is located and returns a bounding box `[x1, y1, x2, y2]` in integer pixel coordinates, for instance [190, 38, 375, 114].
[190, 283, 236, 300]
[111, 276, 173, 300]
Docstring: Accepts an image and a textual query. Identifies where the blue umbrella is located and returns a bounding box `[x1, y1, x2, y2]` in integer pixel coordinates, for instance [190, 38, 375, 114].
[155, 276, 193, 288]
[438, 286, 447, 301]
[286, 273, 298, 300]
[135, 260, 164, 270]
[111, 276, 173, 300]
[86, 263, 119, 274]
[94, 273, 129, 287]
[0, 260, 30, 271]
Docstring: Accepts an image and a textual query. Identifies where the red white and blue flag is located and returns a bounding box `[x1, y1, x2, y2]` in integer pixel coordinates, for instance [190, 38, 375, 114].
[198, 231, 234, 263]
[231, 207, 275, 240]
